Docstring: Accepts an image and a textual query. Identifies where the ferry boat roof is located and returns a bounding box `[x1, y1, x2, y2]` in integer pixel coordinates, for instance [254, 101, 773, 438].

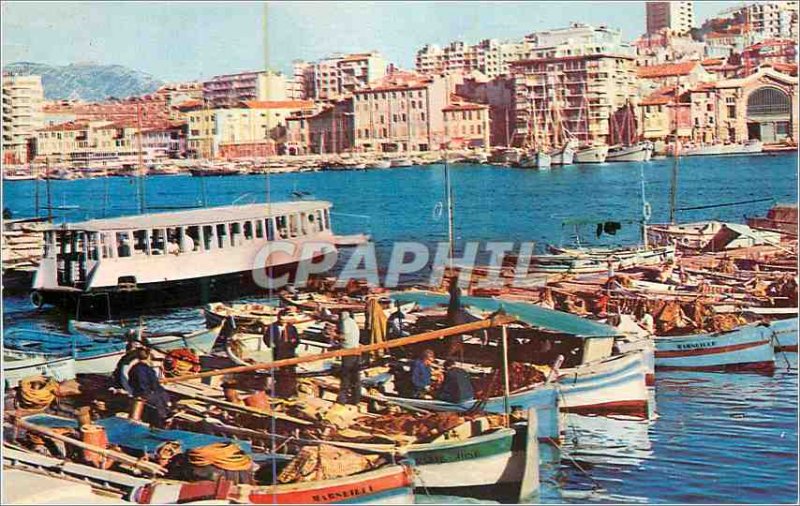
[49, 201, 332, 232]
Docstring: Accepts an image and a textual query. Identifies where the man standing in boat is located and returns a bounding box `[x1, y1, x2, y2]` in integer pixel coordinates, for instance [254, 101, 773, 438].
[128, 348, 171, 428]
[337, 310, 362, 405]
[264, 311, 299, 397]
[410, 349, 436, 398]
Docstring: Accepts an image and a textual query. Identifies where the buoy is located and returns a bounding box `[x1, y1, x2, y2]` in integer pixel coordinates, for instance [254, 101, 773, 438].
[80, 424, 113, 469]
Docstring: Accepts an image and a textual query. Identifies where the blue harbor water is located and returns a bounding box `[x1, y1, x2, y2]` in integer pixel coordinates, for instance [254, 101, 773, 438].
[3, 152, 798, 503]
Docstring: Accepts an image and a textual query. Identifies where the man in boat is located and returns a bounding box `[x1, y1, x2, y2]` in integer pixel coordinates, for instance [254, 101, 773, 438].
[264, 311, 300, 397]
[337, 310, 362, 405]
[410, 349, 436, 398]
[113, 340, 144, 396]
[437, 360, 475, 403]
[387, 302, 409, 339]
[128, 348, 171, 428]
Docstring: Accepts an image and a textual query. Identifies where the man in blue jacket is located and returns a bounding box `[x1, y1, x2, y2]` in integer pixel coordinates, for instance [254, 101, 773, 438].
[410, 349, 435, 398]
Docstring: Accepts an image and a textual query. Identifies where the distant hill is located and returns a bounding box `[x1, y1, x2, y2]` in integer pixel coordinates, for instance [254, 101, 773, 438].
[3, 62, 163, 101]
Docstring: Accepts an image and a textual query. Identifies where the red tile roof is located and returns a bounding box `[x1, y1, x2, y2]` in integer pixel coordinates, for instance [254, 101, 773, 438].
[38, 121, 89, 132]
[764, 62, 798, 76]
[636, 61, 699, 78]
[640, 96, 671, 106]
[701, 58, 724, 66]
[243, 100, 315, 110]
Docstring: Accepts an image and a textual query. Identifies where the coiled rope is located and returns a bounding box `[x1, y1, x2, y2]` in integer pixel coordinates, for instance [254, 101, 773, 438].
[188, 442, 252, 471]
[18, 376, 59, 410]
[163, 349, 201, 378]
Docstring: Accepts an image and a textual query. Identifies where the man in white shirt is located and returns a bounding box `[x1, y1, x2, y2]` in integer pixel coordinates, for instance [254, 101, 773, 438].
[337, 311, 362, 405]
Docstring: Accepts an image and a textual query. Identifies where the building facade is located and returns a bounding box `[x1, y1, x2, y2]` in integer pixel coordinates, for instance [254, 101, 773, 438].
[646, 1, 696, 35]
[2, 73, 44, 164]
[443, 102, 490, 149]
[202, 71, 288, 108]
[415, 39, 530, 78]
[295, 52, 388, 101]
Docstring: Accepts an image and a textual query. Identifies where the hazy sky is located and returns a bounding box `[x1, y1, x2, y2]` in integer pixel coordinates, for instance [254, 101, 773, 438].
[3, 1, 740, 82]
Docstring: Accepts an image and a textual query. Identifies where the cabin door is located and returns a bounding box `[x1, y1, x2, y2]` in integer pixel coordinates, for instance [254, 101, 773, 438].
[56, 231, 87, 288]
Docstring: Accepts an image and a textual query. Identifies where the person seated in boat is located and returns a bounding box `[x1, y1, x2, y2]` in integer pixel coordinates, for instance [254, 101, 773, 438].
[113, 340, 143, 396]
[128, 348, 171, 428]
[592, 291, 609, 317]
[410, 349, 436, 398]
[336, 311, 362, 405]
[387, 302, 409, 339]
[437, 360, 475, 403]
[638, 311, 655, 335]
[166, 237, 180, 255]
[264, 311, 300, 398]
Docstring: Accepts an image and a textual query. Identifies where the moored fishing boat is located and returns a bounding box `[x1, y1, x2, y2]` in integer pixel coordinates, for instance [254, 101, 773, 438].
[68, 321, 224, 355]
[548, 143, 576, 166]
[606, 142, 651, 163]
[768, 317, 798, 352]
[574, 144, 609, 164]
[653, 322, 776, 372]
[389, 158, 413, 168]
[529, 244, 674, 274]
[366, 159, 392, 169]
[518, 150, 551, 169]
[203, 302, 317, 333]
[3, 349, 76, 387]
[5, 329, 126, 374]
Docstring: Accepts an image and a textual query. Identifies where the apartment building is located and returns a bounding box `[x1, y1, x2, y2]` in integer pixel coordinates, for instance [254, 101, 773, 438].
[736, 1, 799, 40]
[636, 61, 715, 95]
[294, 52, 388, 101]
[202, 70, 288, 108]
[185, 100, 314, 159]
[415, 39, 530, 78]
[509, 24, 639, 148]
[2, 73, 44, 164]
[443, 102, 490, 148]
[646, 1, 695, 35]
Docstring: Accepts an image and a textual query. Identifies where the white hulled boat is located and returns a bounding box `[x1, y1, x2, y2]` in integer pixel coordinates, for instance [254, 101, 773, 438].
[606, 142, 651, 163]
[32, 201, 343, 317]
[574, 144, 609, 164]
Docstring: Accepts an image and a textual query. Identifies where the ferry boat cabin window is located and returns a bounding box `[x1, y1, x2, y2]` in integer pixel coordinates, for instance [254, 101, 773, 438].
[202, 225, 214, 251]
[100, 233, 113, 259]
[230, 222, 242, 247]
[166, 227, 182, 255]
[185, 226, 201, 252]
[87, 233, 100, 261]
[244, 221, 254, 240]
[289, 214, 299, 237]
[117, 232, 132, 257]
[216, 224, 228, 249]
[300, 213, 308, 235]
[266, 218, 275, 240]
[323, 209, 330, 231]
[276, 216, 288, 239]
[150, 229, 166, 255]
[133, 230, 148, 255]
[255, 219, 264, 239]
[315, 210, 324, 232]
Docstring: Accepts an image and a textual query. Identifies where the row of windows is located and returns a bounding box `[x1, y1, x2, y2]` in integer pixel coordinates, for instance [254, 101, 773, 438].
[354, 90, 425, 101]
[46, 209, 331, 260]
[445, 124, 483, 136]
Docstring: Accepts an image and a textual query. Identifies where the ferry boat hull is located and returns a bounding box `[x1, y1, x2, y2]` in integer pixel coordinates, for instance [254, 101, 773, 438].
[574, 145, 609, 164]
[654, 323, 776, 373]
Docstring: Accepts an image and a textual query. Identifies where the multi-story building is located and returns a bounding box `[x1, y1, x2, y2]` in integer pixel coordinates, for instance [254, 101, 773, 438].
[285, 72, 451, 154]
[636, 60, 715, 96]
[735, 39, 798, 76]
[202, 70, 288, 108]
[646, 1, 696, 35]
[509, 25, 639, 148]
[2, 73, 44, 164]
[415, 39, 530, 78]
[735, 1, 799, 40]
[295, 52, 388, 101]
[443, 102, 490, 149]
[634, 31, 706, 66]
[454, 75, 516, 146]
[185, 100, 314, 159]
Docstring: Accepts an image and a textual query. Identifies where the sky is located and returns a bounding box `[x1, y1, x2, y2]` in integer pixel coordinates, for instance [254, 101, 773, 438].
[2, 1, 742, 82]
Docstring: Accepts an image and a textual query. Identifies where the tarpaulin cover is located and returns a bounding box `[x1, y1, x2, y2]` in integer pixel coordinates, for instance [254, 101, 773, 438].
[24, 414, 253, 456]
[391, 291, 620, 338]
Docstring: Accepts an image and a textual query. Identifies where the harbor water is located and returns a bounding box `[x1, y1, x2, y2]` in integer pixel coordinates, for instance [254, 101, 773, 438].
[3, 152, 798, 503]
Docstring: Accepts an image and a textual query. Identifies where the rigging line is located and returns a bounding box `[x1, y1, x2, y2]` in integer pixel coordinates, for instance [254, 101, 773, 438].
[675, 197, 774, 212]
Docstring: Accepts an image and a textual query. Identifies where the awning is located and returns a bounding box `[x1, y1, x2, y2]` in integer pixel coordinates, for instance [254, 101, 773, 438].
[391, 290, 620, 338]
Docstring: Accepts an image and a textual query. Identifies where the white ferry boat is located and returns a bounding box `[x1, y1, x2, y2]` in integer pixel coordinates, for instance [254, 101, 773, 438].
[31, 201, 341, 316]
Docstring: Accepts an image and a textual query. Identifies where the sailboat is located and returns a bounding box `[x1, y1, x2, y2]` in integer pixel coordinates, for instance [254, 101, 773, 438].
[547, 88, 576, 166]
[606, 101, 652, 163]
[573, 87, 609, 164]
[518, 97, 551, 169]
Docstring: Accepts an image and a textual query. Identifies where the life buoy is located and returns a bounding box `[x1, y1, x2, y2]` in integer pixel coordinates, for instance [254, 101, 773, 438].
[30, 291, 45, 309]
[642, 202, 652, 221]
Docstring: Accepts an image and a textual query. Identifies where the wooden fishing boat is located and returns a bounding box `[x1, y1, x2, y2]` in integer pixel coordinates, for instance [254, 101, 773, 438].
[768, 317, 798, 352]
[3, 349, 76, 387]
[654, 322, 776, 372]
[606, 142, 651, 163]
[5, 330, 126, 375]
[203, 302, 317, 333]
[574, 144, 609, 164]
[68, 322, 224, 355]
[390, 291, 650, 418]
[280, 292, 367, 312]
[225, 331, 335, 372]
[3, 468, 135, 505]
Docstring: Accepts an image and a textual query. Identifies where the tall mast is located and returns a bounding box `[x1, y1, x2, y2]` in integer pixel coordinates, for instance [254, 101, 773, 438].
[668, 85, 680, 223]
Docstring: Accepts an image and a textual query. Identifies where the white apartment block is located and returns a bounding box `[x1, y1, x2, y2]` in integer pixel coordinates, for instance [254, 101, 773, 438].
[295, 52, 388, 101]
[415, 39, 531, 78]
[646, 1, 695, 35]
[2, 73, 44, 164]
[737, 1, 799, 40]
[202, 71, 287, 108]
[525, 23, 637, 59]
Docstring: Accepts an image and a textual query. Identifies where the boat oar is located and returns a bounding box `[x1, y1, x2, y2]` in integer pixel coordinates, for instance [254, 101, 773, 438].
[162, 315, 517, 384]
[7, 415, 167, 476]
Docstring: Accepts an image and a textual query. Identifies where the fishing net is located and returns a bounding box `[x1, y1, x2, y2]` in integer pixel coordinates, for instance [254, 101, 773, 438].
[277, 444, 384, 483]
